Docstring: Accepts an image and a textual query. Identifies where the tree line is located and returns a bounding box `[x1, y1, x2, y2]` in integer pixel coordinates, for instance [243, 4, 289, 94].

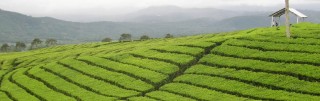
[0, 38, 57, 52]
[1, 33, 174, 52]
[102, 33, 174, 42]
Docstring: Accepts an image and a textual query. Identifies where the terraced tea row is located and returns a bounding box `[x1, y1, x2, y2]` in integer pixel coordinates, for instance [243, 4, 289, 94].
[185, 64, 320, 96]
[0, 23, 320, 100]
[212, 44, 320, 66]
[174, 74, 320, 100]
[238, 35, 320, 45]
[225, 39, 320, 54]
[58, 58, 153, 92]
[201, 54, 320, 82]
[28, 66, 116, 100]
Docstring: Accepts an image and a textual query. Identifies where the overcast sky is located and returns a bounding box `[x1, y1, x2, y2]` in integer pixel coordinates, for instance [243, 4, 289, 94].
[0, 0, 319, 22]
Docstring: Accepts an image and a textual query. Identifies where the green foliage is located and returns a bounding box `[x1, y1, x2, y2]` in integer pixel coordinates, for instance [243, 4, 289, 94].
[0, 90, 11, 101]
[109, 54, 179, 74]
[186, 64, 320, 95]
[128, 97, 157, 101]
[239, 35, 320, 45]
[28, 66, 116, 100]
[225, 39, 320, 54]
[212, 45, 320, 65]
[119, 33, 132, 42]
[160, 83, 249, 101]
[152, 45, 204, 56]
[59, 58, 153, 92]
[140, 35, 150, 41]
[133, 50, 195, 66]
[146, 91, 196, 101]
[31, 38, 43, 49]
[0, 43, 9, 52]
[77, 56, 168, 84]
[0, 23, 320, 100]
[165, 33, 174, 38]
[43, 62, 140, 98]
[101, 37, 112, 42]
[200, 54, 320, 79]
[174, 74, 320, 100]
[12, 68, 75, 101]
[15, 42, 26, 52]
[0, 70, 39, 101]
[45, 39, 58, 47]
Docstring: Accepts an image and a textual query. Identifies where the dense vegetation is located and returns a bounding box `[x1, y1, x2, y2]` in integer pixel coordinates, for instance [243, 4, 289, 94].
[0, 23, 319, 100]
[2, 8, 320, 44]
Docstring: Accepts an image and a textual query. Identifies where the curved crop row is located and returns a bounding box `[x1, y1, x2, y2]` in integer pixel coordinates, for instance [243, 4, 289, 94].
[58, 58, 153, 92]
[177, 41, 214, 49]
[174, 74, 320, 100]
[0, 59, 15, 70]
[160, 83, 249, 101]
[145, 91, 196, 101]
[28, 66, 116, 100]
[212, 45, 320, 65]
[151, 45, 204, 56]
[225, 39, 320, 54]
[238, 35, 320, 45]
[132, 50, 195, 66]
[185, 64, 320, 96]
[0, 90, 13, 101]
[77, 56, 168, 84]
[11, 68, 75, 101]
[200, 54, 320, 82]
[109, 54, 179, 74]
[0, 70, 39, 101]
[127, 97, 157, 101]
[43, 62, 140, 98]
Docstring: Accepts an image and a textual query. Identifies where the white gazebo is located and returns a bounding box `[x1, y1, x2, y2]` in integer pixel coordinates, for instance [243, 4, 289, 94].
[269, 8, 307, 26]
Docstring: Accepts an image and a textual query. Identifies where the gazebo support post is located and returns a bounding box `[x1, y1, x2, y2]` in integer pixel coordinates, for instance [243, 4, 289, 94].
[278, 17, 281, 26]
[271, 16, 274, 27]
[285, 0, 291, 38]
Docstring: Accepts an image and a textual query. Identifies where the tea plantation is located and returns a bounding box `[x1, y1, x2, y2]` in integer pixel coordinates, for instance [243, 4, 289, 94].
[0, 23, 320, 101]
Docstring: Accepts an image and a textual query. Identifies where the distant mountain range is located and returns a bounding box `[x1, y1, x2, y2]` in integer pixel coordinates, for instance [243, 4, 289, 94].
[0, 6, 319, 44]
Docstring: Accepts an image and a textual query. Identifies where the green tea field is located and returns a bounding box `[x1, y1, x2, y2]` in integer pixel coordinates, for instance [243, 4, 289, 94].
[0, 23, 320, 101]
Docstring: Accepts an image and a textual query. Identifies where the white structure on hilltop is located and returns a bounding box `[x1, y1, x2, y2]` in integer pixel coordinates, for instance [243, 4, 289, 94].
[269, 8, 307, 27]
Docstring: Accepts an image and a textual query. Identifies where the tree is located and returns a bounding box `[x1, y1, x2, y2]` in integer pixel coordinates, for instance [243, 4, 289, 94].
[285, 0, 291, 38]
[15, 42, 26, 51]
[0, 43, 9, 52]
[31, 38, 42, 49]
[102, 37, 112, 42]
[165, 33, 174, 38]
[119, 33, 132, 42]
[140, 35, 150, 41]
[45, 39, 57, 47]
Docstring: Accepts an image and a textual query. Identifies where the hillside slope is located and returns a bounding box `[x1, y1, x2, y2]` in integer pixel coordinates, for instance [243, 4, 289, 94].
[2, 8, 320, 44]
[0, 23, 320, 100]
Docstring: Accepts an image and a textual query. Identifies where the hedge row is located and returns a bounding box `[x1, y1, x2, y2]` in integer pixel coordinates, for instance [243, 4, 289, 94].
[59, 58, 153, 92]
[43, 62, 140, 98]
[109, 54, 179, 75]
[77, 56, 167, 84]
[28, 66, 116, 100]
[185, 64, 320, 96]
[225, 39, 320, 54]
[11, 68, 75, 101]
[174, 74, 320, 100]
[200, 54, 320, 81]
[212, 45, 320, 65]
[160, 83, 249, 101]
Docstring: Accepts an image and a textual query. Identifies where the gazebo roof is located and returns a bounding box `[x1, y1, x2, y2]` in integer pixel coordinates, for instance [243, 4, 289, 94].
[269, 8, 307, 18]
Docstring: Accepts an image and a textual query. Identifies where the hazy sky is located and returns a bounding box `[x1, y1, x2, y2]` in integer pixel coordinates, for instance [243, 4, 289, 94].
[0, 0, 319, 21]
